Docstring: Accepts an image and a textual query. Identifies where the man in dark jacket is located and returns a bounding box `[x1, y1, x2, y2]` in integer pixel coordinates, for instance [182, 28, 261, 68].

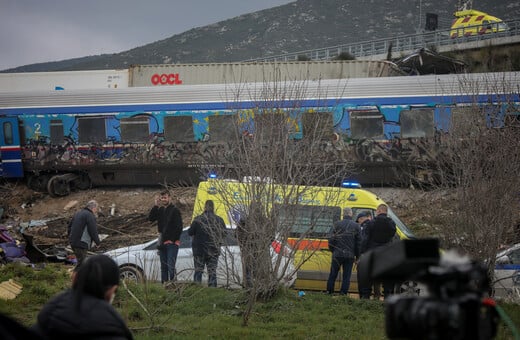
[68, 200, 101, 268]
[32, 255, 133, 340]
[360, 203, 396, 299]
[149, 190, 183, 284]
[188, 200, 226, 287]
[326, 207, 361, 295]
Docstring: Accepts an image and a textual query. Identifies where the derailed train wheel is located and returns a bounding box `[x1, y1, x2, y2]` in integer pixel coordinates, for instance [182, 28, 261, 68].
[27, 174, 50, 192]
[74, 173, 91, 190]
[47, 175, 71, 197]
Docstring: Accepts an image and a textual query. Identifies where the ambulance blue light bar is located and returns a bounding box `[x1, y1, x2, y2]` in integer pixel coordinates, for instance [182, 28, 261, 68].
[341, 181, 361, 188]
[208, 172, 218, 179]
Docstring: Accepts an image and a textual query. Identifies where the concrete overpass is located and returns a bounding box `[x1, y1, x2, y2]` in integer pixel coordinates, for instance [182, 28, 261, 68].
[248, 19, 520, 62]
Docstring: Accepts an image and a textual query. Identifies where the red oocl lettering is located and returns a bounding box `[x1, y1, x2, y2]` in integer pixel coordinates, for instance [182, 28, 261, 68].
[150, 73, 183, 86]
[151, 74, 161, 85]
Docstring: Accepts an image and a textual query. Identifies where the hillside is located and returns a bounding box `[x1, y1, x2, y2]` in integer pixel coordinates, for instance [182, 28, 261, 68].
[4, 0, 519, 72]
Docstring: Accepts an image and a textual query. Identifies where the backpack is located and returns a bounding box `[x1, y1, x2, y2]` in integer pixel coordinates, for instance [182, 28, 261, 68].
[0, 226, 29, 263]
[0, 242, 29, 263]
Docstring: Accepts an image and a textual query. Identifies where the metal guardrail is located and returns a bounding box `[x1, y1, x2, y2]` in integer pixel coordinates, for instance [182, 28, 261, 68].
[247, 19, 520, 62]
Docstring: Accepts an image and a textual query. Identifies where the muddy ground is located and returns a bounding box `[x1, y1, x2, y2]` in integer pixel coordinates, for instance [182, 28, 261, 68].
[0, 182, 433, 255]
[1, 183, 197, 253]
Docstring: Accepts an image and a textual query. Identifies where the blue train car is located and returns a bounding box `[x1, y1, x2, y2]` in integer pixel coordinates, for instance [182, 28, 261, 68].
[1, 72, 519, 196]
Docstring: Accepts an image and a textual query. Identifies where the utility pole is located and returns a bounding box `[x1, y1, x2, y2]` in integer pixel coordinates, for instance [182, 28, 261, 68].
[417, 0, 423, 33]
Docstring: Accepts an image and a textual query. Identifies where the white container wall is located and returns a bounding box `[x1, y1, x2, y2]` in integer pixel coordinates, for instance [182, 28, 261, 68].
[129, 60, 405, 87]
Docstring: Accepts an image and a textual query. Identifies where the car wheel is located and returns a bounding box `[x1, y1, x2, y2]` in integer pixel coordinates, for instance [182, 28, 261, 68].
[119, 265, 144, 283]
[397, 280, 421, 296]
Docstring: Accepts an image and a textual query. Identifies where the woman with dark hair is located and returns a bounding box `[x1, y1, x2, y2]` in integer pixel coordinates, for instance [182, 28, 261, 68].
[32, 254, 133, 340]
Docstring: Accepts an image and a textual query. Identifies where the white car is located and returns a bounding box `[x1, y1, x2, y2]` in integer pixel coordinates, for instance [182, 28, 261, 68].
[104, 228, 295, 288]
[494, 243, 520, 299]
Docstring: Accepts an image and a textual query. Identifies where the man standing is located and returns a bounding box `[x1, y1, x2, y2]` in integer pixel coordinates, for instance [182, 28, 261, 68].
[361, 203, 396, 299]
[188, 200, 226, 287]
[326, 207, 361, 295]
[68, 200, 101, 268]
[149, 190, 183, 284]
[356, 211, 380, 299]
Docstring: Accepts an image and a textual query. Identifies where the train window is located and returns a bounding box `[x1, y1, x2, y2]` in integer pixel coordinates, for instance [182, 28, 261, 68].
[78, 117, 107, 143]
[18, 120, 26, 144]
[164, 116, 194, 142]
[400, 109, 434, 138]
[254, 113, 291, 141]
[505, 113, 520, 127]
[3, 122, 13, 145]
[302, 111, 333, 140]
[349, 109, 384, 139]
[120, 116, 150, 142]
[452, 107, 484, 133]
[50, 120, 64, 145]
[208, 115, 235, 142]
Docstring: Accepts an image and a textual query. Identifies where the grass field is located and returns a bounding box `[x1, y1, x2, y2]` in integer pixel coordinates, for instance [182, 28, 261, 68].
[1, 262, 519, 339]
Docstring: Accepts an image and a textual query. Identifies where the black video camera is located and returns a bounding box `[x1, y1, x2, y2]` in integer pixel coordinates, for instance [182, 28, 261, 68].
[357, 239, 499, 340]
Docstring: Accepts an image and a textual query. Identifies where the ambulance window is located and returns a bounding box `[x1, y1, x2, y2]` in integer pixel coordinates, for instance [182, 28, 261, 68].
[3, 122, 13, 145]
[349, 109, 384, 139]
[274, 204, 341, 238]
[120, 116, 150, 142]
[164, 116, 194, 142]
[78, 117, 107, 143]
[49, 120, 64, 145]
[208, 115, 235, 142]
[302, 111, 333, 140]
[400, 109, 434, 138]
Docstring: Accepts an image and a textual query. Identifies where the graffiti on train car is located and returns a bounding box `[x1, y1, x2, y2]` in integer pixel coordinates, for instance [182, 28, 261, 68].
[6, 100, 505, 196]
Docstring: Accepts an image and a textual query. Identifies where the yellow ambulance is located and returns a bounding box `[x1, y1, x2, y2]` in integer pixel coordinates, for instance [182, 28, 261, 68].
[450, 10, 509, 38]
[191, 177, 416, 292]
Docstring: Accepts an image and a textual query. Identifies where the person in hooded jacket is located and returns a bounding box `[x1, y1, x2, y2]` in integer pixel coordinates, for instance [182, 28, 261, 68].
[32, 254, 133, 340]
[326, 207, 361, 295]
[188, 200, 226, 287]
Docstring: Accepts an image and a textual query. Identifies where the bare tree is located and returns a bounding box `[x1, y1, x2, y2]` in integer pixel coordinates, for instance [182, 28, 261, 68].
[197, 76, 356, 325]
[425, 72, 520, 282]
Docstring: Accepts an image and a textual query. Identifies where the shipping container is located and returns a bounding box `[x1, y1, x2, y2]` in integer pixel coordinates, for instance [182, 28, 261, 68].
[0, 69, 129, 92]
[129, 60, 405, 87]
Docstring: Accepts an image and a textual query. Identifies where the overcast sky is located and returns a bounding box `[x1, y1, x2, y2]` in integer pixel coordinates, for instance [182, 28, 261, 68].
[0, 0, 293, 71]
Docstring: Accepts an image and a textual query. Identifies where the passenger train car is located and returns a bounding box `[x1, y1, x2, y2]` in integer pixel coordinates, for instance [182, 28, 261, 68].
[0, 72, 519, 196]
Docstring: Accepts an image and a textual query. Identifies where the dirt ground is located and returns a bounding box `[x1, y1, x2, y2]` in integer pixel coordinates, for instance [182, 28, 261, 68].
[0, 182, 431, 255]
[1, 183, 197, 253]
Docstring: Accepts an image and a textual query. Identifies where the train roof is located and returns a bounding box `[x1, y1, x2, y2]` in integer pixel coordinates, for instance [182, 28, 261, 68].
[0, 72, 519, 114]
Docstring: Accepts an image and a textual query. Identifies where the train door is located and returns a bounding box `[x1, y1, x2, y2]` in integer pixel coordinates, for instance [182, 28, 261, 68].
[0, 117, 23, 178]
